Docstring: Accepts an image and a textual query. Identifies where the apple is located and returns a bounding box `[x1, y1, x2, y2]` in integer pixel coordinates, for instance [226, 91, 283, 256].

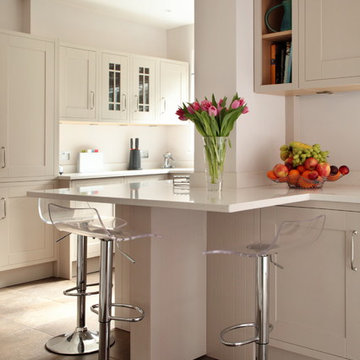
[339, 165, 350, 175]
[304, 157, 318, 170]
[273, 163, 289, 178]
[308, 170, 319, 180]
[316, 162, 331, 177]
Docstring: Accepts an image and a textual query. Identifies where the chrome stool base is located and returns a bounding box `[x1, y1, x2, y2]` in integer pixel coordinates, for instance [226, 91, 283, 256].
[45, 327, 114, 355]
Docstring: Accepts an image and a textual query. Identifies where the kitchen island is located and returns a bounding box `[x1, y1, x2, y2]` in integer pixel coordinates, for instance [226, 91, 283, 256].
[28, 180, 360, 360]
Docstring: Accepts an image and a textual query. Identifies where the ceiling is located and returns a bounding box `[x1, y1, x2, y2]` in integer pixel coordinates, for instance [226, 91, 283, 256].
[60, 0, 194, 29]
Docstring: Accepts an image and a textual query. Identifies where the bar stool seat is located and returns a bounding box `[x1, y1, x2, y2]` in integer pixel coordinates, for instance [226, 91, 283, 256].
[46, 202, 157, 360]
[205, 215, 326, 360]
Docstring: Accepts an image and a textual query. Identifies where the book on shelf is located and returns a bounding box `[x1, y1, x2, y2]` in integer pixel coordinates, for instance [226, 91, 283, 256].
[270, 41, 292, 84]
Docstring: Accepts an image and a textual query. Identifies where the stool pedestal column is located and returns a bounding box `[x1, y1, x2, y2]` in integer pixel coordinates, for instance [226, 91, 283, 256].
[45, 235, 100, 355]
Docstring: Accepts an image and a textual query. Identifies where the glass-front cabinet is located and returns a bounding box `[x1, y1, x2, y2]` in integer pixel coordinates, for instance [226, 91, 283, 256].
[131, 56, 156, 123]
[101, 53, 129, 122]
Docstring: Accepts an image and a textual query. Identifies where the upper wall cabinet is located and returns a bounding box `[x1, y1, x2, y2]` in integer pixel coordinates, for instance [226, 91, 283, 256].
[59, 44, 189, 124]
[159, 60, 189, 125]
[130, 56, 157, 124]
[101, 52, 129, 122]
[0, 33, 55, 179]
[255, 0, 360, 95]
[60, 46, 97, 120]
[299, 0, 360, 90]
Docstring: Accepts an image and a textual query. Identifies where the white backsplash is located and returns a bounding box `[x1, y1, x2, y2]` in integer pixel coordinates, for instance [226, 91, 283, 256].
[59, 123, 194, 173]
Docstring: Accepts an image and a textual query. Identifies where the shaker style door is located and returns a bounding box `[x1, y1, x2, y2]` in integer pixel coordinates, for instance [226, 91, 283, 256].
[299, 0, 360, 87]
[3, 34, 55, 178]
[130, 56, 157, 123]
[0, 188, 9, 267]
[159, 60, 189, 124]
[60, 46, 97, 120]
[0, 34, 7, 178]
[101, 53, 129, 122]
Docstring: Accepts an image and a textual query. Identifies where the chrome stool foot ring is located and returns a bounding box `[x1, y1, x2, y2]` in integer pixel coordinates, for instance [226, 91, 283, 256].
[90, 303, 145, 322]
[220, 322, 273, 347]
[45, 327, 114, 355]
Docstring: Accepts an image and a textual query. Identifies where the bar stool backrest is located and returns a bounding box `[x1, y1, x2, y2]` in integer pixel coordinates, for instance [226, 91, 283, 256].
[205, 215, 326, 257]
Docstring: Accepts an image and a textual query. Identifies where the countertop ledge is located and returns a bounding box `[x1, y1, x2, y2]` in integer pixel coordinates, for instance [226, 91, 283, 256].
[27, 180, 360, 213]
[58, 168, 193, 180]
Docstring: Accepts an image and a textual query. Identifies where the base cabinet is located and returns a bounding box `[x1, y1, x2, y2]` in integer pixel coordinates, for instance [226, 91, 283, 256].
[0, 182, 56, 272]
[261, 205, 360, 360]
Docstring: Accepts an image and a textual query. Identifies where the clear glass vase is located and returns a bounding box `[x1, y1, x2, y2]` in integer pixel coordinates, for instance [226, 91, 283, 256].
[203, 137, 228, 192]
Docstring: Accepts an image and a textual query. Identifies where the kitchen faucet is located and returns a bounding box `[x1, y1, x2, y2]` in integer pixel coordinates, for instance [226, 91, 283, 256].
[163, 152, 175, 168]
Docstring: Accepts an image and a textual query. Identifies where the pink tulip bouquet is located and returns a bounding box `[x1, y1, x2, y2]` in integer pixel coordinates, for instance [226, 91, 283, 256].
[176, 93, 249, 137]
[176, 94, 249, 191]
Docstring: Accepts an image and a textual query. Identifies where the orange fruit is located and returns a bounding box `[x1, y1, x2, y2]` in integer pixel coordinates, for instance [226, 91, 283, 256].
[288, 169, 300, 185]
[266, 170, 277, 181]
[328, 171, 341, 181]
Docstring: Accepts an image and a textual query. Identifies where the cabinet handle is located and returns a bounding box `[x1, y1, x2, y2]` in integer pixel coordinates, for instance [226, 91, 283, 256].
[134, 95, 139, 112]
[1, 147, 5, 169]
[90, 91, 95, 110]
[161, 97, 166, 113]
[122, 94, 127, 111]
[351, 230, 358, 271]
[0, 197, 6, 220]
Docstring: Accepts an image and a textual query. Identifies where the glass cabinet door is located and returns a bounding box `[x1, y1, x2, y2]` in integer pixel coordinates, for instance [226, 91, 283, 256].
[102, 53, 129, 122]
[131, 56, 156, 123]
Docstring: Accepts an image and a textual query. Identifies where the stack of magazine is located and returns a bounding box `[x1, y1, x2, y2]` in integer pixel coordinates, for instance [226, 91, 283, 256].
[270, 41, 292, 84]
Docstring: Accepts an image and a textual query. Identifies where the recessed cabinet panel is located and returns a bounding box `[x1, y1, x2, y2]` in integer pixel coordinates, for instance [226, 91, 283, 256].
[0, 35, 7, 178]
[301, 0, 360, 84]
[131, 56, 156, 123]
[101, 53, 129, 122]
[0, 182, 55, 271]
[60, 47, 96, 120]
[159, 61, 189, 124]
[0, 35, 55, 178]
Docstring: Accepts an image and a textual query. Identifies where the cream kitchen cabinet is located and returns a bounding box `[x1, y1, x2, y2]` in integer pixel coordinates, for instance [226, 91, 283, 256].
[60, 45, 97, 120]
[299, 0, 360, 90]
[261, 205, 360, 360]
[255, 0, 360, 95]
[130, 55, 157, 124]
[0, 182, 56, 272]
[159, 60, 189, 124]
[101, 52, 129, 122]
[0, 33, 55, 178]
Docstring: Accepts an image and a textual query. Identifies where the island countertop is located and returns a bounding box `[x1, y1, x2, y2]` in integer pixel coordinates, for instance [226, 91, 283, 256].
[27, 180, 360, 213]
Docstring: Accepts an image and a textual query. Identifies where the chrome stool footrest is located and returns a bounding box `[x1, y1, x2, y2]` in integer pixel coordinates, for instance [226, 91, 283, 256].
[90, 303, 145, 322]
[220, 322, 273, 347]
[220, 322, 259, 347]
[63, 282, 99, 297]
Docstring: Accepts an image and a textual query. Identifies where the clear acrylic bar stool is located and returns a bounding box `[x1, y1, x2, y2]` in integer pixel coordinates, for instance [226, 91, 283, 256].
[205, 215, 326, 360]
[38, 199, 101, 355]
[45, 201, 157, 360]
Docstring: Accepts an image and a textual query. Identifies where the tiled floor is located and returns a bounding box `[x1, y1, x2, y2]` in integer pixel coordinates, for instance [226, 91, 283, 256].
[0, 274, 215, 360]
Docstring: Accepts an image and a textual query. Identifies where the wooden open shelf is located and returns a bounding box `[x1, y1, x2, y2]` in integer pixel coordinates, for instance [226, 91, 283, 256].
[262, 30, 292, 41]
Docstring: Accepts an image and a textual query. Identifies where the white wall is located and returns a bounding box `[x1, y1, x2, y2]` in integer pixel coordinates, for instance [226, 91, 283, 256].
[194, 0, 285, 188]
[291, 91, 360, 183]
[30, 0, 167, 57]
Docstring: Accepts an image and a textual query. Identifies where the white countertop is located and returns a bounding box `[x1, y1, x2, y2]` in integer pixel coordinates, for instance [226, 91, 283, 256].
[28, 180, 360, 213]
[58, 168, 193, 180]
